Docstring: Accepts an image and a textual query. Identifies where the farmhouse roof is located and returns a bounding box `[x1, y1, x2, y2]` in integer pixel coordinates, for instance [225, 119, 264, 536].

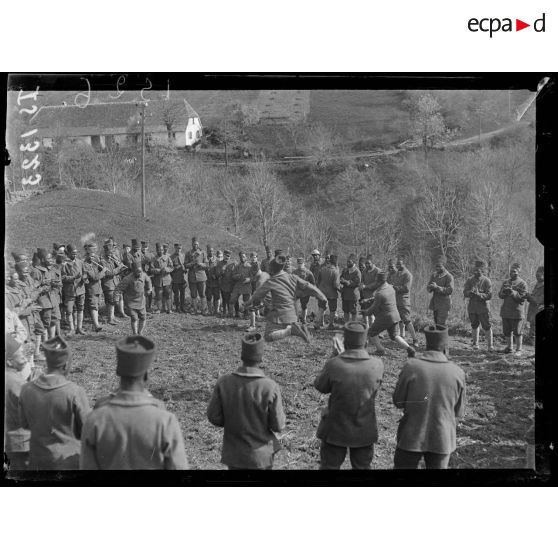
[30, 99, 200, 138]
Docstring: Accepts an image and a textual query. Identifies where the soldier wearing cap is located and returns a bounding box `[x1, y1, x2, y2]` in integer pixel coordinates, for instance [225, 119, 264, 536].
[525, 265, 544, 341]
[292, 256, 315, 324]
[19, 335, 91, 470]
[61, 243, 87, 335]
[5, 334, 31, 470]
[314, 322, 384, 470]
[83, 241, 107, 332]
[360, 258, 381, 327]
[207, 332, 286, 469]
[101, 238, 127, 325]
[123, 239, 142, 272]
[362, 271, 416, 358]
[171, 242, 187, 313]
[260, 245, 273, 275]
[246, 250, 327, 344]
[184, 236, 208, 315]
[151, 242, 173, 314]
[216, 249, 236, 317]
[115, 261, 153, 335]
[393, 325, 466, 469]
[248, 251, 260, 293]
[109, 238, 128, 319]
[80, 336, 189, 470]
[340, 254, 362, 323]
[309, 249, 323, 281]
[246, 266, 271, 332]
[316, 254, 341, 330]
[139, 241, 154, 312]
[391, 257, 418, 348]
[463, 259, 493, 351]
[426, 255, 454, 326]
[231, 251, 253, 319]
[53, 244, 68, 333]
[499, 262, 528, 355]
[206, 246, 221, 315]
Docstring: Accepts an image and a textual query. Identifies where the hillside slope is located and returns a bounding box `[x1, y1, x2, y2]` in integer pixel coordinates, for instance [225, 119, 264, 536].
[5, 188, 256, 255]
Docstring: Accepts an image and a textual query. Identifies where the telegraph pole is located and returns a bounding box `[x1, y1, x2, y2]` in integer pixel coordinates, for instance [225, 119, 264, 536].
[139, 102, 146, 218]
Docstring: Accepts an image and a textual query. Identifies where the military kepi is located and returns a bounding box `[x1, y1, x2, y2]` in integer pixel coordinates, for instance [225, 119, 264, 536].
[423, 325, 449, 352]
[343, 321, 368, 347]
[241, 332, 264, 363]
[116, 335, 156, 377]
[42, 335, 72, 369]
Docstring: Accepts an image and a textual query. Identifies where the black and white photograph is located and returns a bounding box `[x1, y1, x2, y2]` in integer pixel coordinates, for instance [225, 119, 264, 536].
[3, 73, 554, 480]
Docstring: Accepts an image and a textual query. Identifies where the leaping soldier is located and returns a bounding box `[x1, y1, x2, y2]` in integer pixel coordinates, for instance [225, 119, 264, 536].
[246, 250, 327, 343]
[115, 262, 153, 335]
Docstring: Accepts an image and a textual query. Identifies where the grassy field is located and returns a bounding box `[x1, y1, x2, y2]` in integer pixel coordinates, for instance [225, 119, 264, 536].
[27, 308, 534, 470]
[5, 188, 257, 256]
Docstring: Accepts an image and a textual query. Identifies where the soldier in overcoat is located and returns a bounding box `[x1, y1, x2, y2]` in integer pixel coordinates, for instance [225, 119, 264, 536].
[498, 262, 528, 355]
[426, 256, 454, 326]
[339, 254, 362, 323]
[170, 242, 187, 313]
[61, 244, 87, 336]
[463, 259, 493, 351]
[184, 236, 208, 315]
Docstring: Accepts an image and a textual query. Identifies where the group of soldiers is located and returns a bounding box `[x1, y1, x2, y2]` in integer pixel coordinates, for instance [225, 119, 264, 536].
[5, 233, 544, 471]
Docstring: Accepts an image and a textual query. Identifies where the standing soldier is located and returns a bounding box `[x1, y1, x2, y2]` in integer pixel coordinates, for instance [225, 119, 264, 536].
[100, 239, 126, 326]
[140, 241, 154, 312]
[115, 262, 152, 335]
[362, 271, 416, 358]
[80, 335, 189, 470]
[316, 254, 341, 330]
[53, 245, 68, 333]
[260, 245, 273, 275]
[499, 262, 528, 356]
[249, 251, 260, 293]
[207, 332, 286, 470]
[309, 249, 323, 282]
[19, 335, 91, 470]
[340, 254, 362, 323]
[231, 251, 253, 319]
[392, 325, 466, 469]
[61, 244, 86, 336]
[360, 258, 381, 327]
[525, 265, 544, 342]
[246, 251, 327, 343]
[151, 243, 173, 314]
[122, 239, 142, 272]
[30, 248, 61, 342]
[206, 246, 221, 316]
[83, 242, 106, 332]
[358, 256, 366, 275]
[392, 257, 418, 348]
[170, 242, 187, 313]
[217, 249, 236, 318]
[426, 256, 454, 326]
[387, 259, 397, 285]
[292, 256, 315, 324]
[184, 236, 208, 315]
[110, 239, 128, 318]
[314, 322, 384, 470]
[463, 259, 493, 351]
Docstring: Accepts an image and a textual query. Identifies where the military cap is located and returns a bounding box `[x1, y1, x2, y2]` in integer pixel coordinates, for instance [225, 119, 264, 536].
[6, 333, 22, 360]
[174, 242, 182, 247]
[53, 243, 61, 252]
[387, 258, 395, 266]
[84, 242, 97, 249]
[57, 245, 66, 255]
[376, 270, 387, 282]
[192, 236, 198, 243]
[15, 260, 29, 272]
[249, 251, 257, 258]
[474, 259, 486, 269]
[329, 254, 338, 265]
[343, 321, 368, 348]
[116, 335, 156, 377]
[536, 265, 544, 274]
[348, 253, 357, 261]
[423, 324, 449, 352]
[216, 250, 223, 256]
[42, 335, 72, 369]
[241, 332, 264, 363]
[274, 249, 287, 264]
[103, 238, 112, 247]
[296, 257, 304, 263]
[66, 243, 77, 253]
[11, 249, 29, 263]
[162, 243, 169, 248]
[434, 254, 447, 265]
[131, 239, 140, 249]
[239, 251, 246, 257]
[207, 244, 212, 251]
[140, 240, 148, 246]
[223, 249, 231, 256]
[311, 249, 320, 256]
[511, 262, 521, 271]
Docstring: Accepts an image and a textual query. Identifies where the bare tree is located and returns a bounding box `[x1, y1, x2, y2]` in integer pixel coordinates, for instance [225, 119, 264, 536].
[303, 122, 340, 168]
[245, 162, 290, 247]
[217, 171, 250, 234]
[149, 99, 187, 144]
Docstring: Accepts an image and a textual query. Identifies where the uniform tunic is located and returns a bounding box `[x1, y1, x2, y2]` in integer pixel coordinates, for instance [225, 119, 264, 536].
[80, 390, 189, 470]
[62, 258, 86, 298]
[463, 275, 492, 314]
[427, 270, 454, 313]
[207, 366, 286, 469]
[393, 351, 466, 454]
[361, 265, 380, 300]
[231, 262, 253, 296]
[314, 349, 384, 448]
[170, 253, 186, 285]
[217, 260, 236, 293]
[30, 266, 55, 309]
[391, 267, 413, 308]
[151, 254, 173, 287]
[19, 374, 91, 470]
[206, 256, 221, 289]
[83, 259, 105, 296]
[184, 249, 208, 283]
[5, 368, 31, 454]
[340, 266, 361, 301]
[250, 270, 324, 324]
[310, 260, 324, 282]
[115, 272, 152, 310]
[366, 282, 400, 328]
[317, 265, 341, 299]
[100, 255, 124, 291]
[498, 277, 527, 319]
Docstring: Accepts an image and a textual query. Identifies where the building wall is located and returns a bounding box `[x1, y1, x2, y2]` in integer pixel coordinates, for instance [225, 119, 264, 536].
[185, 117, 203, 146]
